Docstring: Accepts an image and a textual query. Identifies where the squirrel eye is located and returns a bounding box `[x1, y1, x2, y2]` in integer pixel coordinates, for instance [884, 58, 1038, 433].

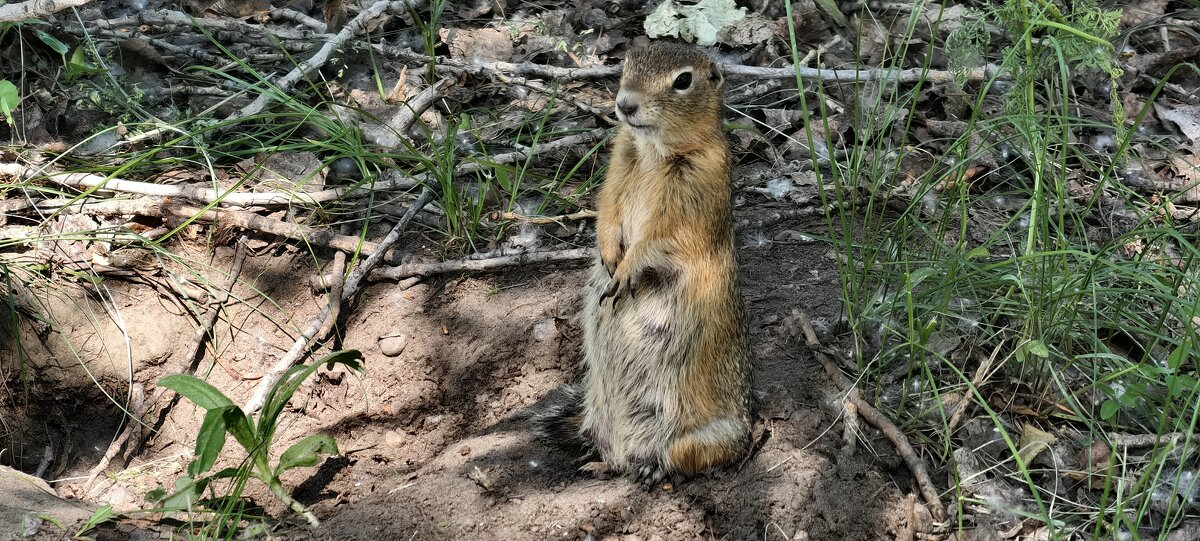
[672, 71, 693, 91]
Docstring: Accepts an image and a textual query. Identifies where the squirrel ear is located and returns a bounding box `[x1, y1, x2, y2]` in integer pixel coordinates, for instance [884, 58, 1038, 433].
[709, 63, 724, 88]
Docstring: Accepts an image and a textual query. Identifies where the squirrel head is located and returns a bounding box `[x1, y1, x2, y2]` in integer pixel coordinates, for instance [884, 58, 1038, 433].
[615, 42, 724, 155]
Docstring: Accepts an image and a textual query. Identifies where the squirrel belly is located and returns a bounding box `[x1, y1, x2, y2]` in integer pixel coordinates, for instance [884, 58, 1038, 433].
[537, 41, 753, 482]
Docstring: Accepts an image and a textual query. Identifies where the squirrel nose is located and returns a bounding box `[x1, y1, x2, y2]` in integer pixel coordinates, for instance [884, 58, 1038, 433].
[617, 99, 639, 117]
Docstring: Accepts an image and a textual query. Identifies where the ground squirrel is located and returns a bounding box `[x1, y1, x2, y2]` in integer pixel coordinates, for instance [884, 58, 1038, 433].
[538, 41, 752, 483]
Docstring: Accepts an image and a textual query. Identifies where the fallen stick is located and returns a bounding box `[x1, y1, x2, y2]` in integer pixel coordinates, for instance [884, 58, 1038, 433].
[496, 209, 597, 224]
[222, 0, 424, 128]
[20, 195, 399, 261]
[373, 45, 621, 79]
[376, 44, 1007, 84]
[167, 203, 380, 255]
[0, 0, 90, 22]
[371, 247, 594, 281]
[455, 129, 607, 176]
[723, 63, 1006, 83]
[0, 162, 420, 206]
[795, 311, 947, 523]
[1108, 432, 1200, 448]
[317, 226, 350, 341]
[242, 188, 434, 413]
[902, 493, 917, 541]
[369, 78, 454, 148]
[85, 239, 249, 490]
[493, 72, 614, 119]
[87, 9, 310, 39]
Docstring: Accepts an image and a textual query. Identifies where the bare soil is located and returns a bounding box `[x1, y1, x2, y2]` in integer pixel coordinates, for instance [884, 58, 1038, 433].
[1, 202, 920, 540]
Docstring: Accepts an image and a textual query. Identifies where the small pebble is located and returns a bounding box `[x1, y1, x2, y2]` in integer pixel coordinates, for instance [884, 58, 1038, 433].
[379, 334, 408, 356]
[533, 319, 557, 341]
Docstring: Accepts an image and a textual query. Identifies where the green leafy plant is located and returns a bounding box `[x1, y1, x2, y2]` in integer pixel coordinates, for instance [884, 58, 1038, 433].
[149, 350, 363, 533]
[949, 0, 1125, 131]
[0, 79, 17, 125]
[411, 0, 448, 83]
[73, 505, 115, 537]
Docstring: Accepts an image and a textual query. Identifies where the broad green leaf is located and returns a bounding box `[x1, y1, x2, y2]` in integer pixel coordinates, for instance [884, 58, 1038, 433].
[906, 267, 938, 289]
[75, 505, 114, 536]
[0, 80, 18, 125]
[812, 0, 848, 27]
[65, 47, 103, 81]
[189, 407, 230, 477]
[260, 350, 363, 430]
[1025, 340, 1050, 358]
[1100, 400, 1118, 421]
[965, 246, 990, 260]
[221, 407, 257, 452]
[151, 475, 206, 515]
[210, 467, 242, 479]
[1168, 338, 1191, 372]
[159, 374, 234, 410]
[32, 29, 68, 55]
[276, 434, 339, 477]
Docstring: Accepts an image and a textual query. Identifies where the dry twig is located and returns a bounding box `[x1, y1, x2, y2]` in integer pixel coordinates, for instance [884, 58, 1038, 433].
[368, 78, 454, 148]
[902, 493, 917, 541]
[371, 247, 593, 281]
[166, 203, 380, 255]
[0, 162, 419, 206]
[242, 188, 434, 412]
[724, 63, 1006, 83]
[376, 44, 1007, 84]
[795, 311, 947, 523]
[222, 0, 424, 127]
[0, 0, 89, 23]
[85, 239, 249, 490]
[496, 209, 597, 224]
[455, 129, 607, 176]
[1109, 432, 1200, 448]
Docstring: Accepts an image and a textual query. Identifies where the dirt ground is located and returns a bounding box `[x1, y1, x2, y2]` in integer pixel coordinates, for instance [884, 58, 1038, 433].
[1, 199, 923, 539]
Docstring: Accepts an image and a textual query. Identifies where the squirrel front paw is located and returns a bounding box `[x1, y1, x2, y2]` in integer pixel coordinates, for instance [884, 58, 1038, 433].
[600, 266, 640, 306]
[600, 237, 624, 277]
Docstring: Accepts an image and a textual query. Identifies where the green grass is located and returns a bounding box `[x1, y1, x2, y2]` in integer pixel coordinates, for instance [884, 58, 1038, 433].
[789, 1, 1200, 538]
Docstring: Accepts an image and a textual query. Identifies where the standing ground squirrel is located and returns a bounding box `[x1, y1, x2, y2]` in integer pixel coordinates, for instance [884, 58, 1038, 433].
[537, 41, 752, 483]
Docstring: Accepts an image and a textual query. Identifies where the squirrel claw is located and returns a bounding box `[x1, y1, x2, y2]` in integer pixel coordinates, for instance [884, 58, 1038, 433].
[635, 461, 672, 488]
[601, 273, 638, 308]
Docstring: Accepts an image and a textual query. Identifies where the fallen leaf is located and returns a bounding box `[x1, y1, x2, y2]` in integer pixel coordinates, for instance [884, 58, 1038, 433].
[440, 27, 513, 63]
[1155, 103, 1200, 143]
[1017, 423, 1055, 465]
[645, 0, 747, 47]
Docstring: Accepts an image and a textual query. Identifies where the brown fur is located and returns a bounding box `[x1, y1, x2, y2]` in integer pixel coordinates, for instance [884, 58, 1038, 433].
[578, 41, 751, 480]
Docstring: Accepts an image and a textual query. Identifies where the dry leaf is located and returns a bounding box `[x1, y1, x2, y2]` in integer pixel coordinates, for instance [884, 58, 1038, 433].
[441, 27, 513, 63]
[1155, 103, 1200, 143]
[1017, 423, 1055, 465]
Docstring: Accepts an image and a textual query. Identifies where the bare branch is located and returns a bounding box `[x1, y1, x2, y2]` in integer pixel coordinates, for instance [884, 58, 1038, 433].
[0, 0, 90, 23]
[376, 43, 1007, 84]
[455, 129, 607, 176]
[371, 247, 594, 280]
[795, 310, 947, 523]
[242, 188, 435, 413]
[0, 162, 419, 206]
[222, 0, 426, 127]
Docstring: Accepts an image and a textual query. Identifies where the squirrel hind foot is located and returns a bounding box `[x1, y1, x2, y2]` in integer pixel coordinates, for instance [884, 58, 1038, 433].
[664, 417, 749, 477]
[530, 383, 592, 454]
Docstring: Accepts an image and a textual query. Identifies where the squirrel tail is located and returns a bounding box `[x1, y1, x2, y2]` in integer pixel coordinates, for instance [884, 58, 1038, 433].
[530, 383, 593, 454]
